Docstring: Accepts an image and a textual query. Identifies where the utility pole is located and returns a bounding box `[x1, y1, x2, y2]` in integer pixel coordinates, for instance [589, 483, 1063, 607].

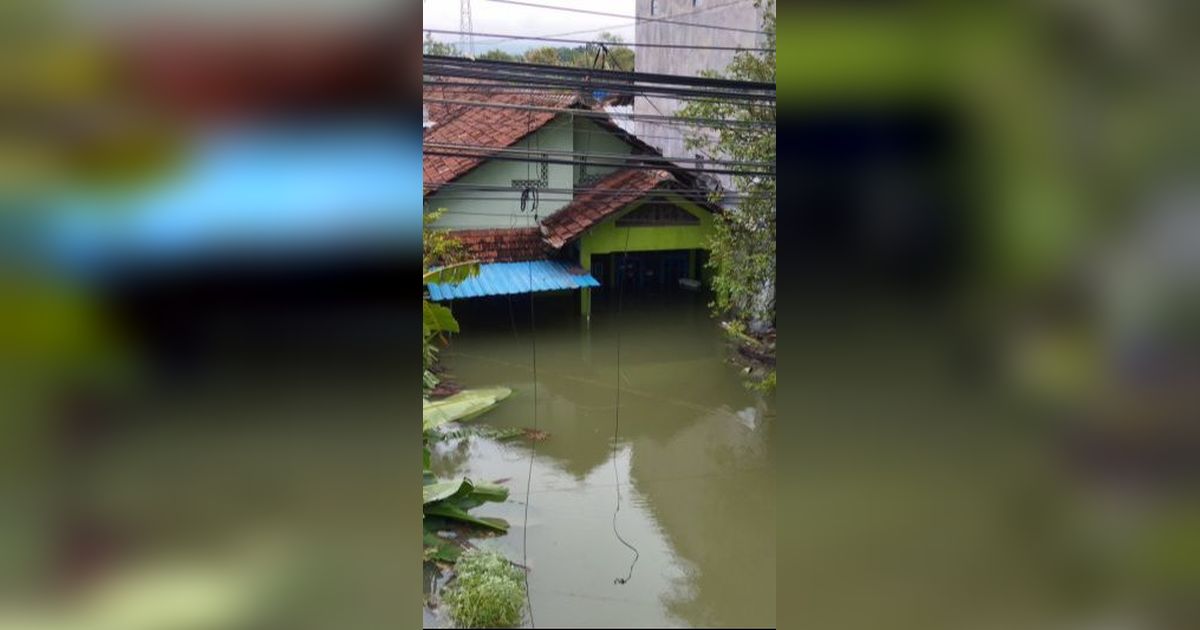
[460, 0, 474, 58]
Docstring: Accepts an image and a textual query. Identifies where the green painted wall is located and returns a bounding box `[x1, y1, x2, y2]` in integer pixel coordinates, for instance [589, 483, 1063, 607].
[578, 194, 715, 316]
[572, 117, 635, 185]
[580, 195, 715, 257]
[426, 115, 575, 229]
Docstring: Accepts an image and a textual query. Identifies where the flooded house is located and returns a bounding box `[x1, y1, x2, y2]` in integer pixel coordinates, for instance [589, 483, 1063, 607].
[422, 81, 722, 318]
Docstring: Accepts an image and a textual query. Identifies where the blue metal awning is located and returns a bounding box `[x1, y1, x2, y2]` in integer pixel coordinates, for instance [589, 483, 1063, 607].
[427, 260, 600, 301]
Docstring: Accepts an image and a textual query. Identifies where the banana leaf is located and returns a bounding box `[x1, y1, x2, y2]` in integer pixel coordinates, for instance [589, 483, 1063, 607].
[423, 301, 459, 337]
[424, 503, 509, 532]
[423, 387, 511, 433]
[423, 478, 472, 505]
[423, 262, 481, 286]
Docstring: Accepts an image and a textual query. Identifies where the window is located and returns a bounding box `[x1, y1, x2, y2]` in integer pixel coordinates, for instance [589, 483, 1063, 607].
[650, 0, 656, 16]
[693, 0, 700, 6]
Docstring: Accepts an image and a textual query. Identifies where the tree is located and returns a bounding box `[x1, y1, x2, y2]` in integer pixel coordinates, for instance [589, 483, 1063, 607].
[524, 46, 562, 66]
[477, 49, 520, 63]
[596, 32, 635, 71]
[423, 33, 462, 57]
[677, 0, 776, 385]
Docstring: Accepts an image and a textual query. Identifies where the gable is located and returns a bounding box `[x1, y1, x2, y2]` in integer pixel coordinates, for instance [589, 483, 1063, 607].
[422, 81, 578, 195]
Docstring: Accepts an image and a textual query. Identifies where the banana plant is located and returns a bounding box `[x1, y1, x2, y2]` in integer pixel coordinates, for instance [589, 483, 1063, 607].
[423, 387, 512, 533]
[422, 261, 480, 395]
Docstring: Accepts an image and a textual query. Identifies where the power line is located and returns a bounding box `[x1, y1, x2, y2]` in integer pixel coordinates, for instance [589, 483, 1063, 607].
[486, 0, 769, 36]
[423, 28, 774, 53]
[422, 63, 774, 104]
[424, 141, 775, 170]
[422, 74, 773, 104]
[423, 149, 774, 177]
[423, 76, 770, 105]
[424, 190, 771, 203]
[425, 55, 775, 94]
[441, 0, 754, 48]
[426, 189, 770, 200]
[420, 196, 769, 208]
[422, 96, 774, 128]
[425, 182, 771, 199]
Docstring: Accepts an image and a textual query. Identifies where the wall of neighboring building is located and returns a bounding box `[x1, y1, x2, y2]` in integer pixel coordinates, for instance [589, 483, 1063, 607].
[425, 115, 574, 229]
[634, 0, 764, 190]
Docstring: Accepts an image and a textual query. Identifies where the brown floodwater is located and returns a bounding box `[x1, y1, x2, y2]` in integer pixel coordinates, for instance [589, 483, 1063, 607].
[426, 289, 776, 628]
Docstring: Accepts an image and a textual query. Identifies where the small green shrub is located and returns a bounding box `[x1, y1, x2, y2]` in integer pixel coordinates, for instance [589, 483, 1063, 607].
[443, 548, 526, 628]
[752, 369, 776, 393]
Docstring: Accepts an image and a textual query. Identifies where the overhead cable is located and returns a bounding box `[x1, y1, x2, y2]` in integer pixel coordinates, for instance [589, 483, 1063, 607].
[422, 97, 774, 129]
[486, 0, 770, 36]
[423, 28, 774, 52]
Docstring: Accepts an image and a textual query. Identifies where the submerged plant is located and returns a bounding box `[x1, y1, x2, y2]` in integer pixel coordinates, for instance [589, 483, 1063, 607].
[442, 548, 526, 628]
[423, 387, 513, 534]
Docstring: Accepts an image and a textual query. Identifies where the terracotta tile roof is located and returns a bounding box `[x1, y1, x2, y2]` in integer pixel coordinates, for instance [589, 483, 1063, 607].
[423, 80, 579, 195]
[541, 168, 673, 249]
[451, 227, 548, 263]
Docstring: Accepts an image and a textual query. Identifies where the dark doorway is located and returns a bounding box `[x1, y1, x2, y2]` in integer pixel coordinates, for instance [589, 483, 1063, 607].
[592, 250, 694, 294]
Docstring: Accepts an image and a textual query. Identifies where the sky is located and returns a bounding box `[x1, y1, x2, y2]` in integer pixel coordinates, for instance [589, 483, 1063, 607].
[422, 0, 637, 55]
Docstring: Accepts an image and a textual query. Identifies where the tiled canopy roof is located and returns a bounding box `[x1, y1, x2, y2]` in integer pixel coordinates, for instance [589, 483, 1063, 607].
[423, 80, 579, 195]
[451, 227, 548, 263]
[540, 168, 673, 248]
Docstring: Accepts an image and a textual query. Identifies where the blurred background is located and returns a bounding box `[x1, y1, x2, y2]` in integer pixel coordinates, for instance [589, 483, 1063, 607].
[776, 1, 1198, 629]
[3, 0, 423, 628]
[2, 0, 1198, 628]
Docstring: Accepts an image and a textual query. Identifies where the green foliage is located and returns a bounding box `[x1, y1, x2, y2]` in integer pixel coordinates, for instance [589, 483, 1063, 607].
[423, 533, 463, 563]
[422, 478, 510, 532]
[505, 33, 634, 70]
[677, 1, 776, 326]
[424, 33, 462, 57]
[478, 49, 520, 63]
[423, 387, 511, 433]
[751, 369, 776, 393]
[443, 548, 526, 628]
[422, 209, 474, 395]
[424, 30, 633, 70]
[421, 211, 511, 542]
[424, 208, 467, 268]
[523, 46, 563, 66]
[423, 388, 513, 533]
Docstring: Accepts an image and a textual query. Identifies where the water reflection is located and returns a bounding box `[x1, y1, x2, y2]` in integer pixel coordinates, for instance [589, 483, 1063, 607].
[433, 293, 775, 628]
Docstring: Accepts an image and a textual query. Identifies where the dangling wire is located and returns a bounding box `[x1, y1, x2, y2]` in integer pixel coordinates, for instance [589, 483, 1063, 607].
[611, 226, 640, 585]
[520, 186, 539, 213]
[520, 87, 538, 629]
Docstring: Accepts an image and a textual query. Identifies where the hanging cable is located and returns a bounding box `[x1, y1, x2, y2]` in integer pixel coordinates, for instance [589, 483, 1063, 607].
[520, 86, 538, 630]
[611, 226, 640, 585]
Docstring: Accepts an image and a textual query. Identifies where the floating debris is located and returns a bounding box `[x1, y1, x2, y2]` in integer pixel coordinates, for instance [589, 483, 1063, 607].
[523, 428, 550, 442]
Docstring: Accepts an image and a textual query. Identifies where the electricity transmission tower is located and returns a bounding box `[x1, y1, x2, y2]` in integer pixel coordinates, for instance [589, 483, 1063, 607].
[460, 0, 475, 57]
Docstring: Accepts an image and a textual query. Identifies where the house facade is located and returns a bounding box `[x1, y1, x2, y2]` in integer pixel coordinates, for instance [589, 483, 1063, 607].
[423, 82, 719, 318]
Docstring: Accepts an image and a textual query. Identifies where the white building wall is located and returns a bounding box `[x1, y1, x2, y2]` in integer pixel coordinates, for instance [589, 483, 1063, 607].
[634, 0, 764, 191]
